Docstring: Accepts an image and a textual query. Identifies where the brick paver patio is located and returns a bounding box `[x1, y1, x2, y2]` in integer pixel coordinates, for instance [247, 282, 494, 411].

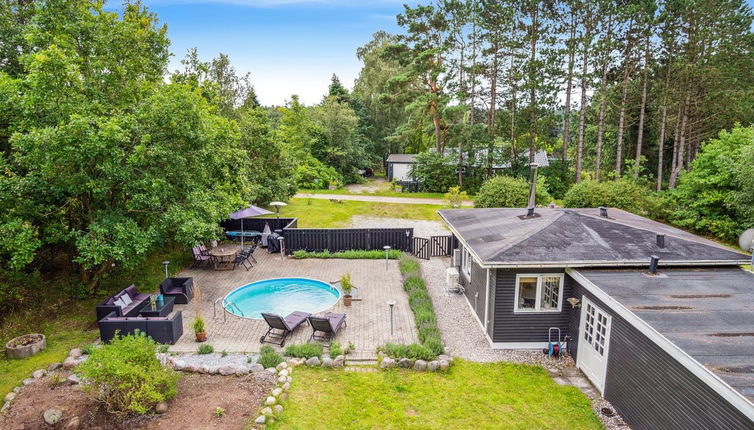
[169, 250, 418, 359]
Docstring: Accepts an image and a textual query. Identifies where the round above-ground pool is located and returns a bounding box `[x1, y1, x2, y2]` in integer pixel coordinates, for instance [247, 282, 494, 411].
[223, 278, 340, 319]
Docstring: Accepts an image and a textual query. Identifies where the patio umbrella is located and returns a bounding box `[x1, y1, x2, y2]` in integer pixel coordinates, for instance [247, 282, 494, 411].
[229, 205, 273, 247]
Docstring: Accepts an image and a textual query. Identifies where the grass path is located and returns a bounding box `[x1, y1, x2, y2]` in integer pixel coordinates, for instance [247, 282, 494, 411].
[268, 360, 602, 430]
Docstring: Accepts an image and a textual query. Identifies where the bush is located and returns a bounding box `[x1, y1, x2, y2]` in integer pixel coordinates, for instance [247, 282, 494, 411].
[563, 179, 660, 217]
[410, 151, 457, 193]
[474, 175, 551, 208]
[258, 345, 285, 368]
[328, 341, 343, 357]
[444, 186, 469, 208]
[197, 344, 214, 354]
[285, 342, 324, 359]
[292, 249, 402, 259]
[75, 332, 179, 416]
[398, 254, 420, 277]
[295, 156, 343, 189]
[377, 343, 437, 361]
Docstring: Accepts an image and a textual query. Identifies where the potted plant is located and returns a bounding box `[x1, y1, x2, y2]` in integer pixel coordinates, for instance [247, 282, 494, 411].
[193, 317, 207, 342]
[340, 273, 354, 306]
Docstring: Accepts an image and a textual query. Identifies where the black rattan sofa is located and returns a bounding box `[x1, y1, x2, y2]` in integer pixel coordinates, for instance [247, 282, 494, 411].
[95, 284, 150, 322]
[98, 311, 184, 344]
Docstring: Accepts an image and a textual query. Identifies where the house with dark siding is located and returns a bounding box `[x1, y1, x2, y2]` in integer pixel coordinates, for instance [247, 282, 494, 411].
[438, 206, 754, 430]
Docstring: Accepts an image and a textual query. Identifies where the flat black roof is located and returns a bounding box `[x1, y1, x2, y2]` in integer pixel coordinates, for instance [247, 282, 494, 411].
[438, 207, 750, 266]
[577, 268, 754, 402]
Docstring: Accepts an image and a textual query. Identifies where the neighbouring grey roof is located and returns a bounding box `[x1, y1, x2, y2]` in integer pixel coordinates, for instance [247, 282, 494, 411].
[494, 149, 550, 168]
[577, 268, 754, 402]
[438, 207, 750, 266]
[386, 154, 418, 164]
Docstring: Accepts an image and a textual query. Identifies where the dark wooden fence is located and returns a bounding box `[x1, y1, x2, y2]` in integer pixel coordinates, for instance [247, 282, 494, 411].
[430, 235, 455, 257]
[220, 217, 297, 233]
[283, 228, 413, 255]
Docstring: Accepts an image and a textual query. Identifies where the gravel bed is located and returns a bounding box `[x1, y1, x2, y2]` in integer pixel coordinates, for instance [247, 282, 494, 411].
[160, 352, 259, 368]
[348, 216, 449, 238]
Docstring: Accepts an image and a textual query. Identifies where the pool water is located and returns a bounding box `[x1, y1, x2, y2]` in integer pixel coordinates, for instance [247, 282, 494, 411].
[224, 278, 340, 319]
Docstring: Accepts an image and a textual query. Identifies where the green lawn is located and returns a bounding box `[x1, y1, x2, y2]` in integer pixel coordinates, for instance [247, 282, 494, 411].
[269, 360, 602, 430]
[299, 187, 451, 200]
[265, 198, 446, 228]
[0, 245, 191, 398]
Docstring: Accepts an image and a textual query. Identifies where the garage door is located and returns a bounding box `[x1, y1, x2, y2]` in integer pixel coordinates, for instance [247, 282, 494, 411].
[577, 297, 612, 394]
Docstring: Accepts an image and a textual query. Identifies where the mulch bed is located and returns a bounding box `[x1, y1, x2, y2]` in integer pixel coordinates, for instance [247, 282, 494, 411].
[1, 370, 275, 430]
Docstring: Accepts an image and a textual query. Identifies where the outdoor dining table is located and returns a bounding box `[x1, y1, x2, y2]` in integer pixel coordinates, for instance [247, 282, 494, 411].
[208, 244, 241, 270]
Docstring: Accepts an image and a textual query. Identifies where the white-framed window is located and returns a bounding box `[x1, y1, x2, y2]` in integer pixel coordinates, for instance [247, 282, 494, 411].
[461, 247, 472, 279]
[513, 273, 564, 313]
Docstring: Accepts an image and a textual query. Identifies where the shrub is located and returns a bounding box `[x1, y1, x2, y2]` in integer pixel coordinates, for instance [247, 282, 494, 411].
[339, 273, 353, 295]
[474, 175, 551, 208]
[329, 340, 343, 357]
[292, 249, 402, 259]
[398, 254, 420, 277]
[563, 179, 660, 217]
[444, 186, 469, 208]
[377, 343, 437, 361]
[295, 156, 343, 189]
[82, 343, 98, 356]
[285, 342, 324, 359]
[197, 344, 214, 354]
[410, 151, 457, 192]
[258, 345, 284, 368]
[75, 332, 179, 416]
[192, 317, 205, 334]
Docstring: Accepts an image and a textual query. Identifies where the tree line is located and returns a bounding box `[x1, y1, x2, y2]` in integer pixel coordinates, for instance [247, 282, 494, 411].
[353, 0, 754, 191]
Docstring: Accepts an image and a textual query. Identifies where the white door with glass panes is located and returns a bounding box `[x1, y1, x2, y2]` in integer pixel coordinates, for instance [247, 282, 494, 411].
[577, 297, 612, 394]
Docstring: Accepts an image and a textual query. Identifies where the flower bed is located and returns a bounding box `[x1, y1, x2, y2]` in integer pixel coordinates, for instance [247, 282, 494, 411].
[292, 249, 402, 259]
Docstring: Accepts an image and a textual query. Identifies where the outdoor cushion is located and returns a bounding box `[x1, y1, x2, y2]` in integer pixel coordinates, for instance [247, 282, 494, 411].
[134, 293, 150, 302]
[123, 284, 137, 299]
[326, 313, 346, 332]
[121, 294, 133, 306]
[113, 296, 126, 310]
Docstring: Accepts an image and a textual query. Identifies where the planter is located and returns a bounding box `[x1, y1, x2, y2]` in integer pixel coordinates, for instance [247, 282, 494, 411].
[343, 295, 353, 306]
[195, 332, 207, 342]
[5, 333, 46, 359]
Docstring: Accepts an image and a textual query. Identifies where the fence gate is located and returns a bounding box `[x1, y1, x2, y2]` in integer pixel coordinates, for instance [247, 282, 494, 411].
[430, 235, 453, 257]
[412, 237, 430, 260]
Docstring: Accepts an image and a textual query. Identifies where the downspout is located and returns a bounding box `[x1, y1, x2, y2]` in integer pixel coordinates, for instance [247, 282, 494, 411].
[484, 268, 490, 333]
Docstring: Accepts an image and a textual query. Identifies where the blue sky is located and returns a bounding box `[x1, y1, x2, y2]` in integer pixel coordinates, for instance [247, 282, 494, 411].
[136, 0, 416, 106]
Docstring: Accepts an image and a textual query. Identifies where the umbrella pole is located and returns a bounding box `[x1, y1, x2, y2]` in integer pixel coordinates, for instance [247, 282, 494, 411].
[241, 218, 244, 248]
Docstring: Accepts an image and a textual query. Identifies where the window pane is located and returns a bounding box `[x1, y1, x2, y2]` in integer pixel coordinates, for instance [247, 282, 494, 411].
[541, 276, 561, 309]
[517, 277, 537, 310]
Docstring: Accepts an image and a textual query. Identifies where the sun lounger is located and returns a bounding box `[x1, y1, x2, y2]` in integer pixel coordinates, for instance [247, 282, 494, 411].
[308, 312, 346, 344]
[260, 311, 312, 346]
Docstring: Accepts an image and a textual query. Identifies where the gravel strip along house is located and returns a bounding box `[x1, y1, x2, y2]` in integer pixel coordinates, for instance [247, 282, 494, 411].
[438, 206, 754, 429]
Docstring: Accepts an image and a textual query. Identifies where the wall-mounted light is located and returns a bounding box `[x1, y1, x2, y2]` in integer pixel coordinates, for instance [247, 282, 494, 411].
[567, 297, 581, 308]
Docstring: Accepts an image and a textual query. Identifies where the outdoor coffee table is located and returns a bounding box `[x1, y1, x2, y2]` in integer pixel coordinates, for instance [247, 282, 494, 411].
[209, 244, 241, 270]
[139, 296, 175, 317]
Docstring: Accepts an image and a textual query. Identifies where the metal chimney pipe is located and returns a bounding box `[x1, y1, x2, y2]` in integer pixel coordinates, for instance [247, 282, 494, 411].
[649, 255, 660, 274]
[526, 163, 539, 216]
[656, 234, 665, 248]
[599, 206, 608, 218]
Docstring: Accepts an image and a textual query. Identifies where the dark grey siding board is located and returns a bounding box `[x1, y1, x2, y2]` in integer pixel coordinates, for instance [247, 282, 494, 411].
[492, 268, 572, 343]
[486, 269, 496, 338]
[568, 278, 754, 430]
[460, 255, 486, 325]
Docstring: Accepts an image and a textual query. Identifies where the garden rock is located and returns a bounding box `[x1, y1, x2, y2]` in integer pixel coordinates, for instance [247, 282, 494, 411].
[265, 396, 276, 406]
[62, 416, 80, 430]
[282, 382, 290, 391]
[155, 402, 168, 414]
[265, 367, 277, 374]
[262, 407, 273, 416]
[43, 409, 63, 425]
[255, 415, 266, 424]
[397, 358, 413, 368]
[333, 355, 345, 367]
[67, 374, 81, 385]
[427, 361, 439, 372]
[305, 356, 321, 367]
[439, 359, 449, 370]
[413, 360, 427, 371]
[218, 365, 235, 376]
[286, 376, 292, 383]
[4, 392, 16, 403]
[321, 357, 333, 368]
[13, 387, 21, 393]
[272, 387, 283, 397]
[236, 367, 250, 376]
[279, 369, 289, 378]
[22, 378, 34, 386]
[380, 357, 396, 369]
[274, 404, 283, 414]
[198, 365, 209, 374]
[48, 362, 63, 371]
[276, 362, 288, 371]
[438, 354, 453, 363]
[172, 360, 185, 371]
[63, 358, 78, 370]
[277, 375, 287, 384]
[249, 364, 264, 372]
[2, 402, 10, 413]
[69, 348, 83, 359]
[32, 369, 47, 379]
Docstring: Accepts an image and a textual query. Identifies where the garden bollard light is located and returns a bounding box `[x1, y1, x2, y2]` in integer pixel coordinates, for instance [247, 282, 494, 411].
[384, 245, 391, 271]
[387, 300, 396, 336]
[162, 261, 170, 279]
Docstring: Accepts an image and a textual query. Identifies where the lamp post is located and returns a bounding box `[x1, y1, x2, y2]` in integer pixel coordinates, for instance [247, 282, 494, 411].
[383, 245, 391, 271]
[387, 300, 396, 336]
[162, 261, 170, 279]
